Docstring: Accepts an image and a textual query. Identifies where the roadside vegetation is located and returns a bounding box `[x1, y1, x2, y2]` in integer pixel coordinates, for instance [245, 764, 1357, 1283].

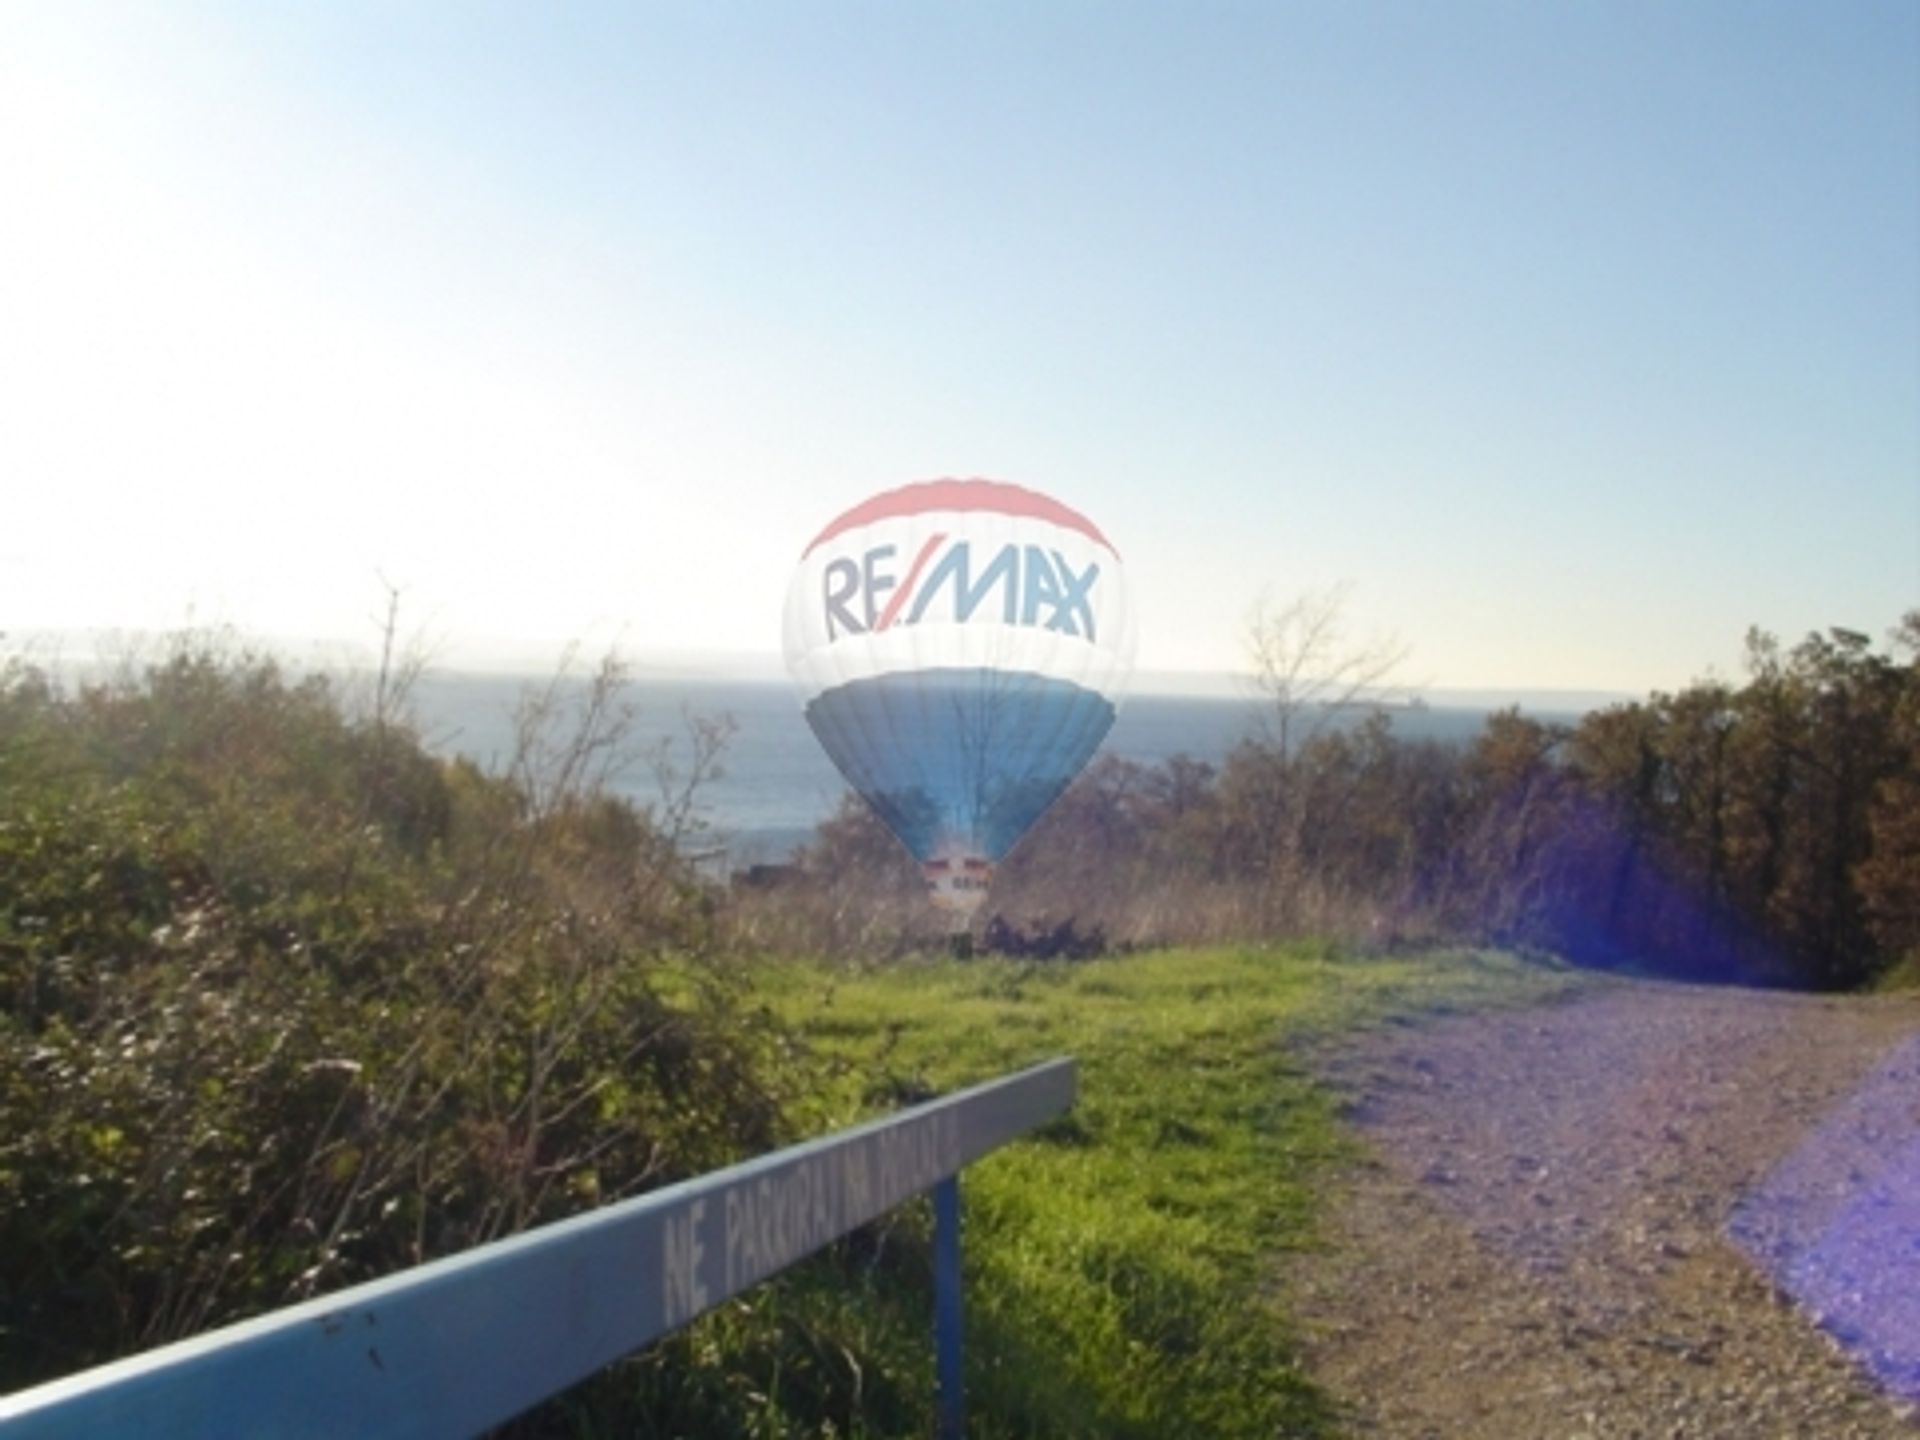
[0, 641, 790, 1397]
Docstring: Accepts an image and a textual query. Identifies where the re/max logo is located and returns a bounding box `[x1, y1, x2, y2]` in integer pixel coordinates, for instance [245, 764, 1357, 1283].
[823, 536, 1100, 642]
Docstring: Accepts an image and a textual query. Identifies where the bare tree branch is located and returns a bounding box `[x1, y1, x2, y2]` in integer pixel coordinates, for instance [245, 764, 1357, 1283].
[1244, 583, 1410, 762]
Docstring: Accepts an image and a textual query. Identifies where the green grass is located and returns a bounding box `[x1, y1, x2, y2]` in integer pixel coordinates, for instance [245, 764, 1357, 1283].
[718, 942, 1577, 1439]
[1871, 952, 1920, 992]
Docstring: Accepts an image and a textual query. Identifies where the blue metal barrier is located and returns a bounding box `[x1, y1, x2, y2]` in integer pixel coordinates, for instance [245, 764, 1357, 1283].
[0, 1057, 1076, 1439]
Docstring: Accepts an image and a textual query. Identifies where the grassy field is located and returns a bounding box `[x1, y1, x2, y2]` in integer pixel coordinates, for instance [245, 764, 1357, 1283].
[623, 943, 1574, 1439]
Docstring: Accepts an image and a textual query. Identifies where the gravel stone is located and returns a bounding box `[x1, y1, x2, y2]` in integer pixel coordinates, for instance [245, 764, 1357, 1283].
[1281, 978, 1920, 1437]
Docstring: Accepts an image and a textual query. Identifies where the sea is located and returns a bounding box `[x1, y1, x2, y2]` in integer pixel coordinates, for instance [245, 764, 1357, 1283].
[403, 673, 1589, 867]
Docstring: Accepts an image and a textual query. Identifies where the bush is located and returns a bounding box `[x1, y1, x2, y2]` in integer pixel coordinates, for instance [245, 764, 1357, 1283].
[0, 645, 789, 1392]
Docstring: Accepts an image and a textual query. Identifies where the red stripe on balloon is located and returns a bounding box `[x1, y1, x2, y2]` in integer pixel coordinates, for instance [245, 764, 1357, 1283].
[803, 478, 1117, 558]
[875, 531, 947, 631]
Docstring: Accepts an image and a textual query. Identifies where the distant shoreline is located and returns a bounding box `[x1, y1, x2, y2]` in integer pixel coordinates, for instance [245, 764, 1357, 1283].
[4, 631, 1634, 715]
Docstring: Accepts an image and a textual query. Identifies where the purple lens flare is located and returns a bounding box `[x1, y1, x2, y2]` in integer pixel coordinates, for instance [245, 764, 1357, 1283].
[1728, 1034, 1920, 1402]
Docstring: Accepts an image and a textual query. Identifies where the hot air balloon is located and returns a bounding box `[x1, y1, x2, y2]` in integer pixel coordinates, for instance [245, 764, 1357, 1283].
[783, 479, 1136, 922]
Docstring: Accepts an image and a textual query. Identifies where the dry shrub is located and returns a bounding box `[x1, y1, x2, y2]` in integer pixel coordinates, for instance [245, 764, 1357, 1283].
[0, 640, 789, 1389]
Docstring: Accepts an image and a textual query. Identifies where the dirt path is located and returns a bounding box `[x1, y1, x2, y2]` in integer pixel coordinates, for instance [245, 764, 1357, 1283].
[1285, 979, 1920, 1438]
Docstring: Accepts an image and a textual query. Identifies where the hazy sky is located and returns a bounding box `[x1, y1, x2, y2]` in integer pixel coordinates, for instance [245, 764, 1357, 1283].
[3, 2, 1915, 692]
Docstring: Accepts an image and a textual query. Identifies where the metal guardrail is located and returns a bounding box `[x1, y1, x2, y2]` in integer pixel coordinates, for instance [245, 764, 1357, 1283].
[0, 1057, 1077, 1439]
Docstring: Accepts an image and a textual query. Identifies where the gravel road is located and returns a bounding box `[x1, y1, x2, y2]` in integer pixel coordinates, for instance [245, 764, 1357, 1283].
[1285, 978, 1920, 1438]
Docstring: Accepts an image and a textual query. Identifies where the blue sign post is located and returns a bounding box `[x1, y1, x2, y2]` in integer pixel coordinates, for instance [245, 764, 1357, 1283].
[0, 1058, 1076, 1439]
[933, 1176, 966, 1440]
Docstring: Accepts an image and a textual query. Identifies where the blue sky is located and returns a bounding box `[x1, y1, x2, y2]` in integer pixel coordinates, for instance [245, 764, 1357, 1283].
[2, 2, 1914, 692]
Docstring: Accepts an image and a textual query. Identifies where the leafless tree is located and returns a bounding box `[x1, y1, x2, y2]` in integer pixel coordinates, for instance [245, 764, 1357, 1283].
[1244, 583, 1411, 763]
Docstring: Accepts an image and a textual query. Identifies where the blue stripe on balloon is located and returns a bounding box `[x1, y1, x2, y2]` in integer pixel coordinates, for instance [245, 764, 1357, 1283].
[804, 667, 1118, 863]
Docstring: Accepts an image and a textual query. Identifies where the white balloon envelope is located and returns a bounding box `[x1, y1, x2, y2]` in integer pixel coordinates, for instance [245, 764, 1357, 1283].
[784, 478, 1137, 919]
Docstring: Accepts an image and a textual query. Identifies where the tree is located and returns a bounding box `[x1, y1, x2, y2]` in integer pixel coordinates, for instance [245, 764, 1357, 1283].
[1231, 587, 1411, 915]
[1244, 584, 1410, 764]
[1856, 611, 1920, 970]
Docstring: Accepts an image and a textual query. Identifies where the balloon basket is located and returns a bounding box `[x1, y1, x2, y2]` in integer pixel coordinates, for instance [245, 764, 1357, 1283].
[923, 853, 992, 940]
